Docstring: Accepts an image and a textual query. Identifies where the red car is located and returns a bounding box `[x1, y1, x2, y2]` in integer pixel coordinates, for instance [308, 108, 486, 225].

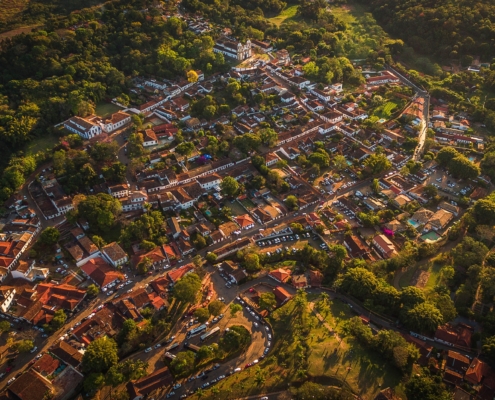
[5, 367, 13, 373]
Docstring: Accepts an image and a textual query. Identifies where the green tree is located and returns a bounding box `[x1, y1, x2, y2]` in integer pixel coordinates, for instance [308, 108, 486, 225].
[482, 336, 495, 364]
[259, 128, 278, 147]
[175, 142, 195, 158]
[16, 339, 34, 353]
[82, 337, 119, 373]
[285, 195, 299, 210]
[244, 253, 261, 272]
[196, 345, 214, 361]
[208, 300, 224, 316]
[400, 286, 426, 309]
[436, 147, 459, 166]
[364, 153, 391, 174]
[229, 303, 242, 317]
[83, 373, 105, 395]
[333, 155, 347, 171]
[259, 292, 276, 311]
[74, 193, 122, 234]
[38, 227, 60, 247]
[0, 320, 10, 334]
[170, 351, 195, 375]
[452, 237, 488, 269]
[51, 309, 67, 330]
[87, 284, 99, 297]
[194, 307, 210, 323]
[308, 150, 330, 168]
[371, 178, 380, 194]
[206, 252, 217, 263]
[174, 273, 202, 303]
[220, 325, 251, 352]
[220, 176, 240, 197]
[405, 373, 450, 400]
[402, 302, 443, 333]
[423, 184, 438, 198]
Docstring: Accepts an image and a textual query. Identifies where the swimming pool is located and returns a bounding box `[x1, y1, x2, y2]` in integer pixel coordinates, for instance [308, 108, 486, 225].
[421, 231, 442, 242]
[407, 219, 420, 228]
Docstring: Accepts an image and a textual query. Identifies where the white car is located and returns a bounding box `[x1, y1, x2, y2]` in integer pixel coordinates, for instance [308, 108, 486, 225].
[30, 346, 38, 353]
[145, 347, 152, 353]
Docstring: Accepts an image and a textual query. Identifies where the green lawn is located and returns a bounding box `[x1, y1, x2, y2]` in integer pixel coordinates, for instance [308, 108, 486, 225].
[267, 5, 299, 27]
[24, 133, 59, 154]
[95, 102, 123, 117]
[424, 262, 443, 293]
[190, 296, 402, 400]
[373, 101, 399, 120]
[239, 198, 256, 210]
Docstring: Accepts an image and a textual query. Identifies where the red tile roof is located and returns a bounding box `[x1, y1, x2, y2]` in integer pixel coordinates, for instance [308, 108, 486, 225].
[168, 264, 195, 283]
[273, 286, 292, 302]
[80, 257, 122, 287]
[268, 268, 291, 283]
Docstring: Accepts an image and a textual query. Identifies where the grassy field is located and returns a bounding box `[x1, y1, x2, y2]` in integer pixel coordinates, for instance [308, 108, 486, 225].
[95, 102, 122, 117]
[268, 5, 299, 27]
[189, 295, 402, 399]
[24, 134, 59, 154]
[398, 265, 417, 288]
[373, 101, 399, 119]
[424, 262, 443, 293]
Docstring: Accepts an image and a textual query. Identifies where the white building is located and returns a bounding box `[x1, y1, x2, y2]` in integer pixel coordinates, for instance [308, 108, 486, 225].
[213, 38, 252, 61]
[101, 111, 131, 133]
[63, 116, 102, 139]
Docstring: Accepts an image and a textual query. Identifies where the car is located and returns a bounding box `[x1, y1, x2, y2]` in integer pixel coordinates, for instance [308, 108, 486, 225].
[41, 334, 48, 338]
[218, 297, 225, 302]
[155, 344, 161, 349]
[267, 341, 271, 347]
[264, 348, 269, 354]
[201, 382, 209, 388]
[36, 353, 43, 359]
[265, 326, 270, 332]
[187, 376, 196, 382]
[210, 378, 218, 384]
[5, 367, 13, 373]
[7, 378, 15, 385]
[268, 334, 272, 340]
[205, 367, 214, 373]
[172, 384, 182, 390]
[166, 336, 176, 343]
[213, 363, 220, 370]
[253, 359, 259, 364]
[106, 291, 114, 296]
[145, 347, 152, 353]
[166, 392, 175, 398]
[30, 346, 37, 353]
[217, 374, 226, 380]
[180, 395, 187, 399]
[254, 322, 259, 328]
[245, 363, 252, 369]
[261, 397, 269, 400]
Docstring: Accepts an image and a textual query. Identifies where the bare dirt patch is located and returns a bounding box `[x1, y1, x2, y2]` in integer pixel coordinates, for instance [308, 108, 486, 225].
[411, 269, 430, 288]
